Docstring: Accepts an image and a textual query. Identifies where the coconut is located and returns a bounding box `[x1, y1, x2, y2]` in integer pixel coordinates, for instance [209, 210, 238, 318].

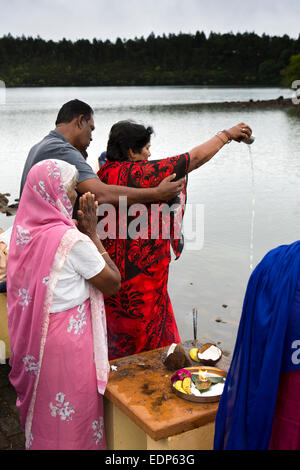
[163, 343, 192, 371]
[197, 343, 222, 366]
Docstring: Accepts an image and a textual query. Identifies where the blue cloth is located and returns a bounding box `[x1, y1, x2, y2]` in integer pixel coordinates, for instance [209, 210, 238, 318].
[99, 151, 107, 166]
[214, 241, 300, 450]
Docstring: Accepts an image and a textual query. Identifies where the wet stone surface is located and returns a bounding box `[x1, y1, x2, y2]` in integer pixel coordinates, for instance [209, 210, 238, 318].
[0, 362, 25, 450]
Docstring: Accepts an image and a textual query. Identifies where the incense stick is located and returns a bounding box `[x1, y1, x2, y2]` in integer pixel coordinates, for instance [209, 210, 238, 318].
[193, 308, 198, 347]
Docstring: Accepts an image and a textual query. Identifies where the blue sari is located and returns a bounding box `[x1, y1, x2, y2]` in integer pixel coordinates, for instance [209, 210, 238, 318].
[214, 241, 300, 450]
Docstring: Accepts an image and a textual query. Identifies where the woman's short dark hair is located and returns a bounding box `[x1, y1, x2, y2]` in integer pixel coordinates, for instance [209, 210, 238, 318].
[55, 99, 94, 125]
[106, 120, 154, 162]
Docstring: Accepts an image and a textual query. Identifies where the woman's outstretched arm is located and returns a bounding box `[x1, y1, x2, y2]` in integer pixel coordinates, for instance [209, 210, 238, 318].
[188, 122, 252, 172]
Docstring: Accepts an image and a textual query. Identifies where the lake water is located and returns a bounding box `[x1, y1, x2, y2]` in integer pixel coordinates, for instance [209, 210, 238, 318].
[1, 85, 299, 356]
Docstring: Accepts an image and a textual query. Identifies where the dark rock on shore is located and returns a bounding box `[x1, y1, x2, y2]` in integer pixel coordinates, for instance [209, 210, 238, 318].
[0, 193, 19, 216]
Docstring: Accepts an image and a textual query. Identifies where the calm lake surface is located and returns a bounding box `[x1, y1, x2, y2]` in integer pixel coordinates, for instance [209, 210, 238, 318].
[1, 85, 299, 356]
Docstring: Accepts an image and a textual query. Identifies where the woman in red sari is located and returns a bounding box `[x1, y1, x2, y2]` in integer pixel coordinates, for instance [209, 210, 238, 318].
[98, 120, 252, 360]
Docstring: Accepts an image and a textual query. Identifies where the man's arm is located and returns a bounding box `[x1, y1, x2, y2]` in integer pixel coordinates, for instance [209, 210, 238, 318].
[77, 173, 184, 206]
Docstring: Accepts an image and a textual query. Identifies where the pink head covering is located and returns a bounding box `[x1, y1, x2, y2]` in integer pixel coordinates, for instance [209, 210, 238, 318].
[7, 159, 109, 442]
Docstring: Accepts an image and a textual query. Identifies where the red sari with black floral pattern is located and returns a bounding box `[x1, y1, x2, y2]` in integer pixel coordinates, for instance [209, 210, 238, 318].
[97, 153, 190, 360]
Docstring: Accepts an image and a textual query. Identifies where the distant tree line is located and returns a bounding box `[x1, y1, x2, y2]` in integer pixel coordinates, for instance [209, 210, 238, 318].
[0, 31, 300, 87]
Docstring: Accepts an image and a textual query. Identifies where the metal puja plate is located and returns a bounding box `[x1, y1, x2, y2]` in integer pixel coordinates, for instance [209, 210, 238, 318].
[171, 366, 227, 403]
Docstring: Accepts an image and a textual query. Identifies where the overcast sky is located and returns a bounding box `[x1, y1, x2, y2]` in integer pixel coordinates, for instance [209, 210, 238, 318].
[0, 0, 299, 42]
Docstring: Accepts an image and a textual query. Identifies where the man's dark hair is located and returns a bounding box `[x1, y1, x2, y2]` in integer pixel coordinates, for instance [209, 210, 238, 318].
[106, 120, 154, 162]
[55, 99, 94, 125]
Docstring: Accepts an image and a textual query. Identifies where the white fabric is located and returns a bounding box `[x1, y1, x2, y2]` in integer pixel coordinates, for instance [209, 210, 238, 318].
[54, 159, 78, 192]
[50, 239, 106, 313]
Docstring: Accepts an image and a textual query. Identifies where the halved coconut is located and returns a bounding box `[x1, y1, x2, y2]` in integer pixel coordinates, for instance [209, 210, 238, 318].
[197, 343, 222, 366]
[163, 343, 192, 370]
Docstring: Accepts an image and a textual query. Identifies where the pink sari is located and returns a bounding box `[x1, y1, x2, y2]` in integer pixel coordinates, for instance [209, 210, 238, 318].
[7, 159, 110, 450]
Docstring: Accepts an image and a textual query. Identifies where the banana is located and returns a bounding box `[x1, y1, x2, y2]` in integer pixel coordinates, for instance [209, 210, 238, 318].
[174, 380, 187, 394]
[182, 377, 192, 394]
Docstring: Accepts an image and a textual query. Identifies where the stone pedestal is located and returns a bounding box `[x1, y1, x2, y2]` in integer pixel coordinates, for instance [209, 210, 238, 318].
[104, 344, 229, 450]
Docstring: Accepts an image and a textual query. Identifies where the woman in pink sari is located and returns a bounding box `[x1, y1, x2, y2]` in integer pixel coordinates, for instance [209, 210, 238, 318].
[7, 159, 120, 450]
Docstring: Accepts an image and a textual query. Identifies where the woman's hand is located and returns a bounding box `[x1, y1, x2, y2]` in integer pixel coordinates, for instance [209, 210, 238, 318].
[77, 192, 98, 239]
[77, 192, 121, 296]
[226, 123, 252, 142]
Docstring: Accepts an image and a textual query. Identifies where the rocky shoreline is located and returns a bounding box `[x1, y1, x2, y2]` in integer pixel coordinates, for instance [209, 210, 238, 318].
[160, 95, 300, 111]
[215, 96, 299, 109]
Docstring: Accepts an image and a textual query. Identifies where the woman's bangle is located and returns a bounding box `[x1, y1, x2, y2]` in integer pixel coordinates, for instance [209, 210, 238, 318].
[215, 133, 227, 145]
[215, 130, 232, 144]
[221, 129, 232, 143]
[100, 251, 108, 256]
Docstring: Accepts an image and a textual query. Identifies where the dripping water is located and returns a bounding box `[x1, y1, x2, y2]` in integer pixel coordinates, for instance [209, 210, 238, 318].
[248, 145, 255, 272]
